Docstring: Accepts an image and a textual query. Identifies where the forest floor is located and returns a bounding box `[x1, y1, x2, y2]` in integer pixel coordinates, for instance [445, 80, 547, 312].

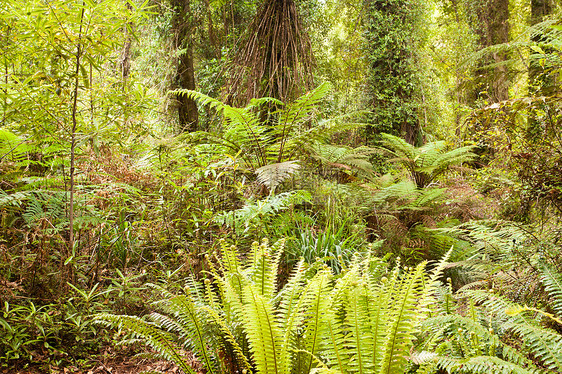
[5, 357, 181, 374]
[3, 346, 194, 374]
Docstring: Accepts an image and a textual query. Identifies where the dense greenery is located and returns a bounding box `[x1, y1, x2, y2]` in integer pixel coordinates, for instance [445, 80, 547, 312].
[1, 0, 561, 372]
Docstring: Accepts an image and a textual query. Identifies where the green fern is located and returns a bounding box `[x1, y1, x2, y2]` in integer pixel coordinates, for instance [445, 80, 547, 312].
[309, 143, 376, 177]
[98, 240, 453, 374]
[215, 190, 312, 233]
[380, 133, 476, 188]
[95, 313, 198, 374]
[418, 278, 562, 374]
[175, 83, 365, 174]
[314, 254, 450, 374]
[539, 264, 562, 316]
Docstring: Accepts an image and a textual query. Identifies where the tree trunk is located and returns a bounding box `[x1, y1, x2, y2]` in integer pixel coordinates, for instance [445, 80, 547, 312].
[471, 0, 510, 103]
[226, 0, 315, 105]
[364, 0, 424, 146]
[529, 0, 554, 94]
[527, 0, 554, 140]
[171, 0, 199, 132]
[120, 2, 133, 87]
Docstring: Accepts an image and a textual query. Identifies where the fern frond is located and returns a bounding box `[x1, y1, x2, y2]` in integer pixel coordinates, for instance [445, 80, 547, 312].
[200, 305, 253, 371]
[255, 160, 300, 192]
[540, 264, 562, 316]
[380, 133, 476, 187]
[282, 120, 364, 160]
[160, 296, 220, 374]
[278, 82, 331, 131]
[277, 259, 309, 333]
[300, 270, 333, 373]
[95, 314, 196, 374]
[466, 290, 562, 371]
[380, 262, 426, 374]
[344, 275, 375, 374]
[419, 248, 454, 317]
[247, 239, 283, 299]
[380, 133, 419, 161]
[242, 283, 287, 374]
[215, 190, 311, 231]
[435, 355, 534, 374]
[409, 350, 438, 365]
[309, 143, 376, 175]
[319, 268, 358, 373]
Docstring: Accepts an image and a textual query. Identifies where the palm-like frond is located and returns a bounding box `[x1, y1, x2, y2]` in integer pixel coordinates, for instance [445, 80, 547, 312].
[176, 84, 365, 172]
[255, 160, 300, 193]
[380, 133, 476, 187]
[372, 180, 446, 213]
[309, 143, 376, 176]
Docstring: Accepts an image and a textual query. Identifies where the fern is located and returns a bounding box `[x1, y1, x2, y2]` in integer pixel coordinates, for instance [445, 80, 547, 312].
[309, 143, 376, 177]
[243, 283, 286, 374]
[95, 314, 197, 374]
[539, 264, 562, 316]
[255, 160, 300, 193]
[314, 255, 440, 374]
[435, 356, 534, 374]
[176, 84, 365, 172]
[419, 282, 562, 374]
[215, 190, 312, 233]
[432, 220, 553, 306]
[98, 240, 455, 374]
[380, 262, 426, 374]
[380, 133, 476, 188]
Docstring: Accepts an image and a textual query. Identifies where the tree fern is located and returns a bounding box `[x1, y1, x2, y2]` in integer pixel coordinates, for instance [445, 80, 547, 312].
[309, 143, 376, 177]
[176, 83, 364, 173]
[255, 160, 300, 193]
[380, 133, 476, 188]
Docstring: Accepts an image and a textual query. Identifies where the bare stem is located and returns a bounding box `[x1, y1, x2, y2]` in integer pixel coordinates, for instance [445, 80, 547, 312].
[68, 1, 86, 275]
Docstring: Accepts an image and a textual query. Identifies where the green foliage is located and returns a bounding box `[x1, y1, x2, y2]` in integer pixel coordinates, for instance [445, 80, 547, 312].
[419, 281, 562, 374]
[97, 239, 449, 374]
[412, 220, 562, 373]
[0, 278, 148, 368]
[380, 133, 476, 188]
[432, 219, 562, 302]
[313, 258, 433, 374]
[363, 0, 429, 144]
[309, 143, 377, 180]
[174, 82, 365, 174]
[215, 190, 312, 234]
[285, 226, 372, 274]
